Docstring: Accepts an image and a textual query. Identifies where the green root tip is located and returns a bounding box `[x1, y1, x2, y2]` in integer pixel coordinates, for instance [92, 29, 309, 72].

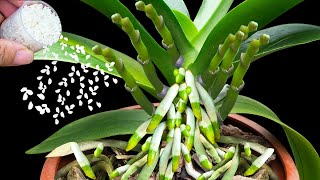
[110, 170, 120, 178]
[186, 86, 192, 95]
[184, 154, 191, 163]
[197, 175, 205, 180]
[82, 165, 96, 179]
[172, 156, 180, 172]
[126, 134, 140, 151]
[147, 151, 156, 165]
[159, 175, 165, 180]
[147, 114, 163, 132]
[244, 165, 259, 176]
[200, 160, 213, 170]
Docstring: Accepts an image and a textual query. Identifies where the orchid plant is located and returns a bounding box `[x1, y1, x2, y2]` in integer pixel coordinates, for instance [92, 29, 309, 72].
[28, 0, 319, 180]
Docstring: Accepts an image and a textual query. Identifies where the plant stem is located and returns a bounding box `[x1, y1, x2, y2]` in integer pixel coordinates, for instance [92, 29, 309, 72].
[135, 1, 179, 63]
[93, 45, 154, 115]
[111, 13, 164, 94]
[219, 34, 270, 119]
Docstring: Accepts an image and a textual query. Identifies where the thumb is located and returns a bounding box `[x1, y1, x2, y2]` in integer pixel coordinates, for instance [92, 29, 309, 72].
[0, 39, 34, 66]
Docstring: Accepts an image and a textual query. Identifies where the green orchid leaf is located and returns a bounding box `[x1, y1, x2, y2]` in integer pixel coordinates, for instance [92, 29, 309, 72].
[142, 0, 197, 64]
[231, 95, 320, 180]
[26, 109, 150, 154]
[192, 0, 234, 50]
[173, 10, 198, 42]
[189, 0, 303, 76]
[34, 32, 156, 95]
[80, 0, 175, 84]
[163, 0, 190, 17]
[235, 24, 320, 63]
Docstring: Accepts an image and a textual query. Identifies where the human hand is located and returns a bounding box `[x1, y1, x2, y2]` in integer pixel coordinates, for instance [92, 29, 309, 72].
[0, 0, 33, 66]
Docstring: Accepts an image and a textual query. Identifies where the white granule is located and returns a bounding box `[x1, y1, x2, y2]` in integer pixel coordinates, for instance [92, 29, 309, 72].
[0, 1, 62, 52]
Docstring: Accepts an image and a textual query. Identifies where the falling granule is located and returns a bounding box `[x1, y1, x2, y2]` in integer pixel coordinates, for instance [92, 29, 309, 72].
[20, 35, 120, 124]
[113, 78, 118, 84]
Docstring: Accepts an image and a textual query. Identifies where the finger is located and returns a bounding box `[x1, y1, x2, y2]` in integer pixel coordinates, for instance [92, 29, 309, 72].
[9, 0, 25, 8]
[0, 1, 18, 17]
[0, 39, 33, 66]
[0, 12, 4, 23]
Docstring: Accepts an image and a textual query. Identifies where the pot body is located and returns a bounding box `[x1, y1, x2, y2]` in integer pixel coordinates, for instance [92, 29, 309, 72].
[40, 105, 299, 180]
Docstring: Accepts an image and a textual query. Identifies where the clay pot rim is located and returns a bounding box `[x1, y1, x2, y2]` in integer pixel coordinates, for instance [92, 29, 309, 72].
[40, 104, 299, 180]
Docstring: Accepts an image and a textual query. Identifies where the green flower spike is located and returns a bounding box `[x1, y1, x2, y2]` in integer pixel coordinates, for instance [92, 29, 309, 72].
[135, 1, 179, 63]
[93, 143, 104, 158]
[147, 84, 179, 132]
[166, 103, 176, 130]
[159, 140, 173, 180]
[185, 70, 202, 120]
[126, 119, 151, 151]
[92, 45, 154, 115]
[185, 107, 196, 150]
[201, 33, 236, 89]
[148, 122, 167, 165]
[219, 33, 270, 119]
[244, 148, 274, 176]
[172, 127, 181, 172]
[210, 21, 258, 99]
[196, 81, 220, 140]
[70, 142, 96, 179]
[198, 108, 215, 144]
[111, 13, 164, 94]
[209, 30, 245, 99]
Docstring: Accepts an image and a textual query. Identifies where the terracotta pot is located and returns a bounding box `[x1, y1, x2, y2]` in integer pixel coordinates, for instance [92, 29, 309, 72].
[40, 104, 299, 180]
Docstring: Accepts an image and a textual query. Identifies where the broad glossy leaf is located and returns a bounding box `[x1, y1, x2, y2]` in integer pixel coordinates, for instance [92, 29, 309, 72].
[231, 95, 320, 180]
[80, 0, 175, 84]
[26, 109, 150, 154]
[173, 10, 198, 42]
[163, 0, 190, 17]
[35, 32, 156, 95]
[189, 0, 303, 75]
[142, 0, 197, 63]
[192, 0, 234, 50]
[235, 24, 320, 63]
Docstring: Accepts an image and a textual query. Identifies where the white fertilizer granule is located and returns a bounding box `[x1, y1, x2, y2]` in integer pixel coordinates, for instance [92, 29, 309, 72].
[0, 1, 62, 52]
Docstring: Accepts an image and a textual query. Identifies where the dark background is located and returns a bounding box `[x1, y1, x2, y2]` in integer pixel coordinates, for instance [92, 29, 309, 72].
[0, 0, 319, 179]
